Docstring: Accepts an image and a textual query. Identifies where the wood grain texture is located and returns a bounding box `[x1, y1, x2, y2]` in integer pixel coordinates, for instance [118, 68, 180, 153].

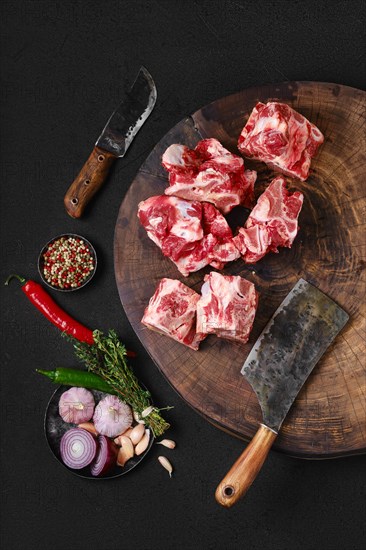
[114, 82, 366, 458]
[64, 146, 117, 218]
[215, 424, 277, 507]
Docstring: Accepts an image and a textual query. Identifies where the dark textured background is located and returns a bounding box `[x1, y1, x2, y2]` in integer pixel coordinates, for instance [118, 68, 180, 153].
[1, 1, 365, 549]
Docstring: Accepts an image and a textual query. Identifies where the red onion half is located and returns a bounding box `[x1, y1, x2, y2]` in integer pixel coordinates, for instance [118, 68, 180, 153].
[90, 435, 118, 477]
[60, 428, 97, 470]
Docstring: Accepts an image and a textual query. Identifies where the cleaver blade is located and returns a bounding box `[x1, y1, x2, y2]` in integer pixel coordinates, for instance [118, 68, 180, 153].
[215, 278, 349, 508]
[64, 66, 157, 219]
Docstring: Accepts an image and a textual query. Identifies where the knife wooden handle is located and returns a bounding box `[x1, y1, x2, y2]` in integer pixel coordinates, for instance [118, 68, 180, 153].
[64, 146, 117, 218]
[215, 424, 277, 508]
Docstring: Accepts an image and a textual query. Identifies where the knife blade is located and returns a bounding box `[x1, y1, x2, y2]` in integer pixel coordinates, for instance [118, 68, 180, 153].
[64, 66, 157, 218]
[215, 278, 349, 508]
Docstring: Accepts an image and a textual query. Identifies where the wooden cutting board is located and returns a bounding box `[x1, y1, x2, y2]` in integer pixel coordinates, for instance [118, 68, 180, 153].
[114, 82, 366, 458]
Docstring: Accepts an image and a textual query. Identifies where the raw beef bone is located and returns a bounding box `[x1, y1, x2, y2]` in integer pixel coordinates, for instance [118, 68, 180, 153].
[162, 138, 257, 214]
[137, 194, 203, 252]
[196, 272, 258, 344]
[233, 176, 304, 263]
[137, 195, 239, 276]
[238, 102, 324, 181]
[141, 278, 206, 350]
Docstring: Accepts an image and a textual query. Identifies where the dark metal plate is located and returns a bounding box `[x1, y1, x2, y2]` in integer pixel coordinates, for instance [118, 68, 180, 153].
[44, 386, 153, 479]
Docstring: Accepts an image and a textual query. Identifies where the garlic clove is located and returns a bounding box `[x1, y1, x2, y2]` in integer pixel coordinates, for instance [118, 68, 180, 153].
[114, 427, 134, 445]
[141, 405, 154, 418]
[135, 429, 150, 455]
[129, 423, 146, 445]
[77, 422, 99, 436]
[133, 410, 145, 424]
[117, 436, 135, 467]
[120, 435, 134, 455]
[156, 439, 176, 449]
[117, 447, 133, 467]
[158, 456, 173, 477]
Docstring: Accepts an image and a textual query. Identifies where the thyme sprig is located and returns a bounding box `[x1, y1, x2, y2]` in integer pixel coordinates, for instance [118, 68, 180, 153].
[72, 329, 171, 437]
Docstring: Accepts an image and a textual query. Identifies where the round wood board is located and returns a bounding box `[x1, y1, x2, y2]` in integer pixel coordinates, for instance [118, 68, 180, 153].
[114, 82, 366, 459]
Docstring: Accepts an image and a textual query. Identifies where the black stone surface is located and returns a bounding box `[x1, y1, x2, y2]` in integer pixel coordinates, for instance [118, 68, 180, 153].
[1, 1, 365, 549]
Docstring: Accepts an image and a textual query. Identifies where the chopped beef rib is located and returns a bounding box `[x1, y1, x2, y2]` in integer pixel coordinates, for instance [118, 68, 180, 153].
[233, 176, 304, 263]
[196, 272, 258, 344]
[161, 144, 200, 174]
[162, 138, 257, 214]
[138, 195, 239, 276]
[238, 102, 324, 181]
[137, 194, 203, 252]
[141, 278, 206, 350]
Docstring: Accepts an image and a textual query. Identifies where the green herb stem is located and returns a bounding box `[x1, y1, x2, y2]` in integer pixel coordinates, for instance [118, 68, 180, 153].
[71, 329, 171, 437]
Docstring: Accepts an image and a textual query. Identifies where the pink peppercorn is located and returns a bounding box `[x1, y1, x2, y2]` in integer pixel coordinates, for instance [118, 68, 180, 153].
[41, 236, 95, 290]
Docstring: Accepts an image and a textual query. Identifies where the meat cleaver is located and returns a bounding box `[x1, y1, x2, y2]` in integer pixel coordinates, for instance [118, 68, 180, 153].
[64, 66, 157, 218]
[215, 278, 349, 508]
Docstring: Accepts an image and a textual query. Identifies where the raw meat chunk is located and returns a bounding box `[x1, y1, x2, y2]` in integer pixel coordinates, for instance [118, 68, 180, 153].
[171, 234, 217, 276]
[137, 195, 239, 276]
[161, 144, 200, 174]
[141, 278, 206, 350]
[196, 272, 258, 344]
[162, 138, 257, 214]
[233, 176, 304, 263]
[169, 201, 240, 274]
[233, 225, 271, 264]
[137, 195, 203, 256]
[238, 102, 324, 181]
[201, 201, 232, 240]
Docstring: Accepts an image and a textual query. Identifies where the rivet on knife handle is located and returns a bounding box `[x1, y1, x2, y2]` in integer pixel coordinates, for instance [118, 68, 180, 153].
[215, 424, 277, 508]
[64, 146, 117, 218]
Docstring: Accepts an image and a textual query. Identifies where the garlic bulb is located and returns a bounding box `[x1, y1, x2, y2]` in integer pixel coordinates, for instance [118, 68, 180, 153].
[59, 387, 95, 424]
[93, 395, 132, 438]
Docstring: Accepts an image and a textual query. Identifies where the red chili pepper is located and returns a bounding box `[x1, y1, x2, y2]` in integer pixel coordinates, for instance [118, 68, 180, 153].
[5, 274, 136, 357]
[5, 274, 95, 344]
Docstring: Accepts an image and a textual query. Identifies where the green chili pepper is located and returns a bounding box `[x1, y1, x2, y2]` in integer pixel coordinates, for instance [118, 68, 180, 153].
[36, 367, 117, 395]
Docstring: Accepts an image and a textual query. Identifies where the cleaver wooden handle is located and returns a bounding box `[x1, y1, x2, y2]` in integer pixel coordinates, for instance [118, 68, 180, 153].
[64, 146, 117, 218]
[215, 424, 277, 508]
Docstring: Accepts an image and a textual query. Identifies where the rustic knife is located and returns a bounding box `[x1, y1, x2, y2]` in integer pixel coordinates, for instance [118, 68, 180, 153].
[215, 278, 349, 508]
[64, 66, 157, 218]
